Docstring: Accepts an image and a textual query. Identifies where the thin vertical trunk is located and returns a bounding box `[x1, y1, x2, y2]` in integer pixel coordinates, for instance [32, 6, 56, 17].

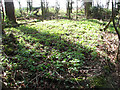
[0, 1, 2, 56]
[112, 1, 120, 56]
[70, 0, 72, 13]
[27, 0, 29, 13]
[67, 0, 69, 15]
[68, 1, 71, 19]
[117, 42, 120, 61]
[0, 4, 2, 89]
[0, 0, 5, 34]
[76, 0, 78, 19]
[45, 0, 48, 14]
[112, 0, 120, 87]
[18, 0, 22, 16]
[29, 0, 32, 12]
[41, 0, 45, 20]
[43, 0, 45, 19]
[0, 4, 1, 25]
[1, 0, 4, 23]
[27, 0, 32, 13]
[116, 41, 120, 87]
[67, 0, 71, 19]
[55, 0, 60, 20]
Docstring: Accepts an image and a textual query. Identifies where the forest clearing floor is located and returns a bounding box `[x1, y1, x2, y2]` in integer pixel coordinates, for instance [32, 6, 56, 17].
[1, 19, 120, 89]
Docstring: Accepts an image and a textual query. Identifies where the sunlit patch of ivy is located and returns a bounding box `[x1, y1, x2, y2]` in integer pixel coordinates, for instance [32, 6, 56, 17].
[3, 18, 111, 88]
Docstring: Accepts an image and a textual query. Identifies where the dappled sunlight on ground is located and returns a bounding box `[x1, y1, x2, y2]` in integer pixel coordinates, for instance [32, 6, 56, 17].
[2, 19, 118, 88]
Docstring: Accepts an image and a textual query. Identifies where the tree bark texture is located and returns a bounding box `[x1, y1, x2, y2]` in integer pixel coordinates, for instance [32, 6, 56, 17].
[84, 2, 92, 19]
[4, 0, 17, 23]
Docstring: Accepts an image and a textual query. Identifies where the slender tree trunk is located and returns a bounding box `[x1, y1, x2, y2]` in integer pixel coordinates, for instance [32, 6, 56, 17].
[0, 1, 3, 59]
[1, 0, 4, 23]
[45, 0, 48, 14]
[27, 0, 32, 13]
[41, 0, 45, 20]
[1, 0, 5, 34]
[67, 0, 72, 19]
[55, 0, 60, 20]
[29, 0, 32, 13]
[112, 1, 120, 87]
[27, 0, 29, 13]
[4, 0, 17, 23]
[70, 0, 72, 13]
[67, 0, 69, 15]
[112, 1, 120, 60]
[18, 0, 22, 16]
[0, 3, 2, 86]
[68, 1, 71, 19]
[0, 1, 2, 36]
[76, 0, 78, 20]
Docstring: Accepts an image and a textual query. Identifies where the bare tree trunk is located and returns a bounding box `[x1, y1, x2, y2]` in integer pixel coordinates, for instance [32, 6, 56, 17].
[27, 0, 33, 13]
[112, 1, 120, 87]
[27, 0, 29, 13]
[4, 0, 17, 23]
[18, 0, 22, 16]
[1, 0, 4, 23]
[45, 0, 49, 14]
[68, 1, 71, 19]
[1, 0, 5, 34]
[0, 3, 2, 90]
[112, 1, 120, 60]
[70, 0, 73, 13]
[55, 0, 60, 20]
[67, 0, 72, 19]
[84, 1, 92, 19]
[76, 0, 78, 20]
[0, 1, 2, 59]
[0, 1, 2, 35]
[30, 0, 32, 13]
[67, 0, 69, 15]
[41, 0, 45, 20]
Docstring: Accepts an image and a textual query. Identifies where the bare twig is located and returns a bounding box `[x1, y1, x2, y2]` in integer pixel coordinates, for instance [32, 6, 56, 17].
[103, 17, 113, 31]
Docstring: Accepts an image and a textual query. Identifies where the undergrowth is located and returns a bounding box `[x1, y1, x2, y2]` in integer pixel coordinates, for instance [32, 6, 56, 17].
[1, 19, 117, 89]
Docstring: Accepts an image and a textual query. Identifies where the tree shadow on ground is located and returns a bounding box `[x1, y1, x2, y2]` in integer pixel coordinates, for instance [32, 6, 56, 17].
[31, 11, 79, 21]
[81, 19, 103, 25]
[2, 24, 118, 89]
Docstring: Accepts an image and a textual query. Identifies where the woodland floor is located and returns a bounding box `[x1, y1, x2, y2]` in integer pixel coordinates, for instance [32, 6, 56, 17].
[1, 19, 120, 89]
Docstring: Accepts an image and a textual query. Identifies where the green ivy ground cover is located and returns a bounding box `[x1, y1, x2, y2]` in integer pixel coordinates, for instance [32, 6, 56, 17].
[2, 19, 116, 88]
